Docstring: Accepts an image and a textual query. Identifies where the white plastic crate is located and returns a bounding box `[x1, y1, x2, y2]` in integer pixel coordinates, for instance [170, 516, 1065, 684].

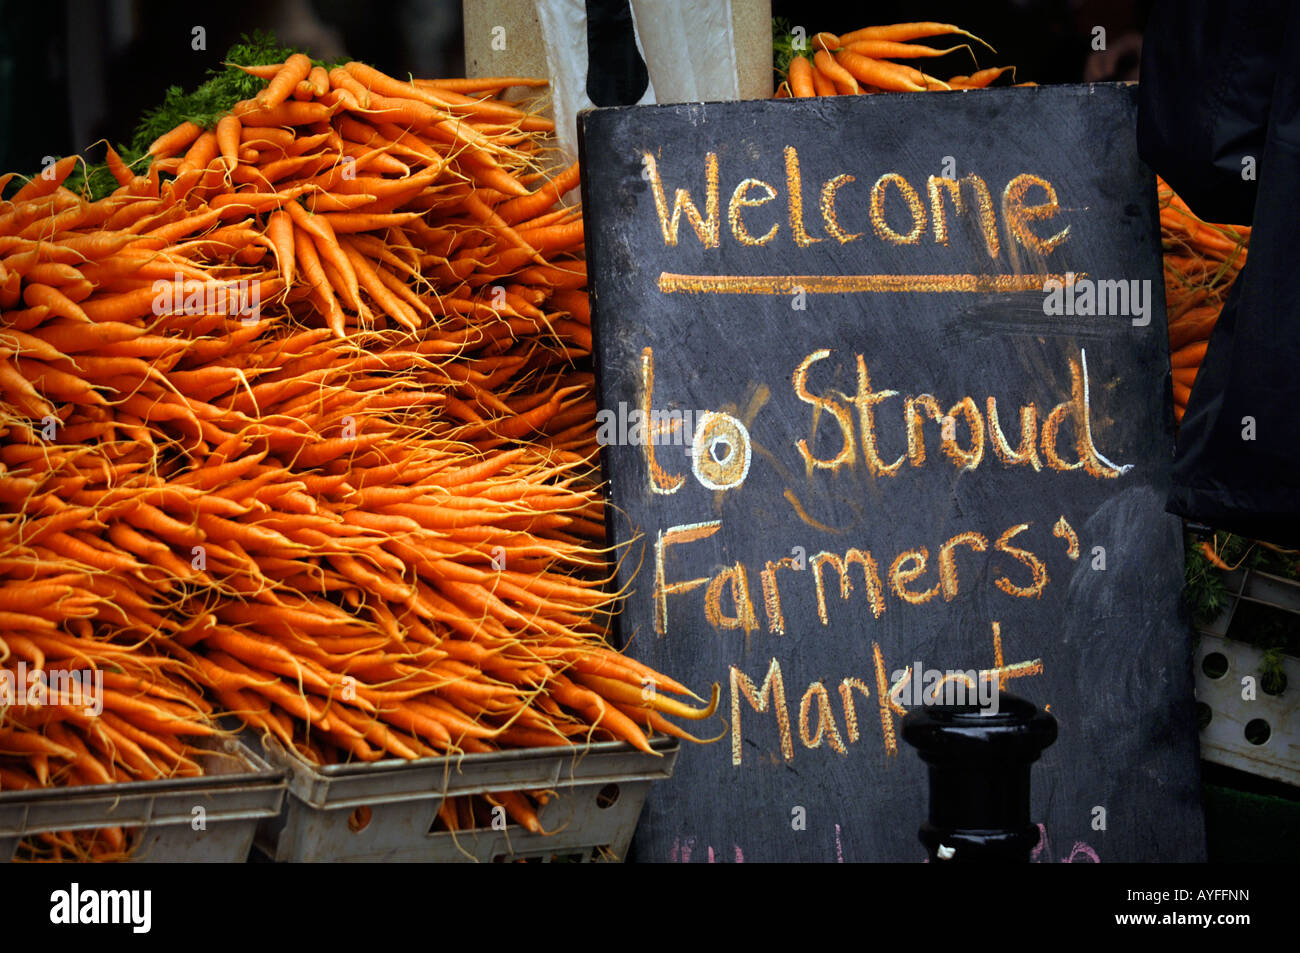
[1193, 567, 1300, 787]
[253, 736, 679, 862]
[0, 737, 286, 862]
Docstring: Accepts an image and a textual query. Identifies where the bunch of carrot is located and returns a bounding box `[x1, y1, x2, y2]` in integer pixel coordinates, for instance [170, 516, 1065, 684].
[1157, 176, 1250, 425]
[0, 52, 717, 856]
[775, 21, 1018, 97]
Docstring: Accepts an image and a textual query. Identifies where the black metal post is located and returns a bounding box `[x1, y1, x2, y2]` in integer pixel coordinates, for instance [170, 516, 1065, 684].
[902, 692, 1057, 863]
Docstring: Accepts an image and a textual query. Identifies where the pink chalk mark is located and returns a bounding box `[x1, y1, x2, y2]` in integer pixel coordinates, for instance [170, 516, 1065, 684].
[835, 823, 843, 863]
[1029, 823, 1100, 863]
[1063, 841, 1101, 863]
[1030, 823, 1050, 863]
[672, 836, 742, 862]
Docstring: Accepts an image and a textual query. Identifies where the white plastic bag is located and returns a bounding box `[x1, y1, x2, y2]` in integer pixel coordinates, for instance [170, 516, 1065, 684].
[534, 0, 757, 164]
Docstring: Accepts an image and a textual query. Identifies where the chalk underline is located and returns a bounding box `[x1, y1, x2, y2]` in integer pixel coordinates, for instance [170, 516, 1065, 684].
[657, 273, 1079, 294]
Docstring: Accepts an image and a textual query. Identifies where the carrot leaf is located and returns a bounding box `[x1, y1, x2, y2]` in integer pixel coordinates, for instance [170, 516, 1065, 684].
[772, 17, 803, 77]
[63, 143, 147, 202]
[129, 30, 303, 152]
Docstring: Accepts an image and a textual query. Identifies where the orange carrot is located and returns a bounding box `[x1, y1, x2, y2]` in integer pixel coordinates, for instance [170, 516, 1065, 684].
[814, 49, 859, 94]
[258, 53, 314, 110]
[293, 223, 345, 337]
[951, 66, 1015, 89]
[839, 22, 994, 51]
[497, 163, 581, 224]
[844, 40, 973, 60]
[835, 49, 936, 92]
[809, 61, 838, 96]
[215, 116, 242, 175]
[789, 56, 816, 98]
[1171, 340, 1209, 369]
[266, 209, 296, 286]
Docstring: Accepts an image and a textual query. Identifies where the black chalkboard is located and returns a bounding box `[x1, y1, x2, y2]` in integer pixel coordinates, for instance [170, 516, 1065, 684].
[578, 85, 1206, 862]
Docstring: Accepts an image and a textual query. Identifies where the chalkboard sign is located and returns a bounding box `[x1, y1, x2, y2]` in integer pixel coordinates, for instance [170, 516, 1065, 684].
[578, 85, 1206, 862]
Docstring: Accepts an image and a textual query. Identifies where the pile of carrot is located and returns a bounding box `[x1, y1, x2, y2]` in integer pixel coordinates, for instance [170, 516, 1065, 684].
[0, 54, 718, 857]
[776, 21, 1020, 97]
[1157, 175, 1250, 424]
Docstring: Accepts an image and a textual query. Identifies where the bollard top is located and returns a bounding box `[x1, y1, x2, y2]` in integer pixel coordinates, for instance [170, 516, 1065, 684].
[901, 692, 1058, 765]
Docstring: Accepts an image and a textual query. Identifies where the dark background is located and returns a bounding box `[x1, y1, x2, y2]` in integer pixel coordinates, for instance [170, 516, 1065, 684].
[0, 0, 1149, 175]
[0, 0, 466, 172]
